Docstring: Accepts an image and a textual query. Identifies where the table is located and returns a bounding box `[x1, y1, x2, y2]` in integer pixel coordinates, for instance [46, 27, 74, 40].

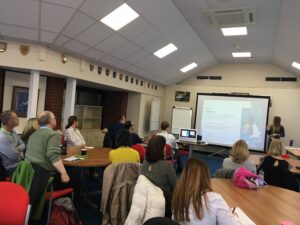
[249, 154, 300, 174]
[212, 178, 300, 225]
[285, 147, 300, 159]
[62, 146, 111, 167]
[176, 140, 208, 158]
[61, 146, 112, 210]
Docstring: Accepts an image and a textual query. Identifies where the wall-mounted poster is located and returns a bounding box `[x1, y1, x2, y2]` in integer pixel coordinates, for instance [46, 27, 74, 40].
[175, 91, 190, 102]
[11, 86, 29, 117]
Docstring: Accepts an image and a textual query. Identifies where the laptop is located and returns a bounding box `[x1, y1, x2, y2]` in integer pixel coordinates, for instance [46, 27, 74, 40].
[179, 128, 198, 143]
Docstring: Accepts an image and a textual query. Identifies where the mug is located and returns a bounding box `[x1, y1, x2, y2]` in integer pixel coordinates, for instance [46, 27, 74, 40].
[60, 145, 67, 155]
[81, 148, 87, 156]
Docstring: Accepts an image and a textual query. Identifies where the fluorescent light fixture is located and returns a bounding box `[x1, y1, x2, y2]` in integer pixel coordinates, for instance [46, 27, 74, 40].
[100, 3, 139, 31]
[232, 52, 251, 58]
[221, 27, 247, 36]
[153, 43, 178, 58]
[180, 62, 198, 73]
[292, 61, 300, 70]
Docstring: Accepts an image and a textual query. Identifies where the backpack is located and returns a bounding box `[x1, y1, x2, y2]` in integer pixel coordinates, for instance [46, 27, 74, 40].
[233, 167, 259, 189]
[50, 197, 82, 225]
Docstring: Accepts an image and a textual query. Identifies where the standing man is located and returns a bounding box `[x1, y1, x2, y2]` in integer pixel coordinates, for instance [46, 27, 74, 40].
[108, 114, 126, 148]
[26, 111, 70, 185]
[0, 110, 25, 175]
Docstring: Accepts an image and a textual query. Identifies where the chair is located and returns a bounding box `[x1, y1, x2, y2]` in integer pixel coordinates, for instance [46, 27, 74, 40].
[0, 156, 10, 181]
[45, 183, 74, 225]
[165, 144, 173, 160]
[143, 217, 180, 225]
[101, 162, 141, 225]
[0, 182, 31, 225]
[214, 168, 236, 179]
[132, 144, 146, 161]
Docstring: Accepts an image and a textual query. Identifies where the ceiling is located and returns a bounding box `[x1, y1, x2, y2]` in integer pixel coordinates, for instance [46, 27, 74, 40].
[0, 0, 299, 86]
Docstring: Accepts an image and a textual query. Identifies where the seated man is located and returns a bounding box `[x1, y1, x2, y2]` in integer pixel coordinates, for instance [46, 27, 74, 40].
[156, 121, 177, 150]
[0, 110, 25, 176]
[124, 121, 142, 145]
[25, 111, 70, 188]
[109, 129, 140, 163]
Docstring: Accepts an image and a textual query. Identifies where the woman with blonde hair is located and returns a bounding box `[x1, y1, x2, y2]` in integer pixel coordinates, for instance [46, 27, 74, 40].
[21, 117, 39, 145]
[172, 158, 238, 225]
[222, 139, 256, 173]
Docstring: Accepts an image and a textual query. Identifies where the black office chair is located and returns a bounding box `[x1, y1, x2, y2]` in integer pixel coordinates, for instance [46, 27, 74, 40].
[144, 217, 180, 225]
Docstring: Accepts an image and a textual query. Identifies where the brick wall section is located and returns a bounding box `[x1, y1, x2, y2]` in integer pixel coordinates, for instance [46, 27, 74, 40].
[44, 77, 65, 130]
[102, 91, 128, 128]
[0, 69, 5, 112]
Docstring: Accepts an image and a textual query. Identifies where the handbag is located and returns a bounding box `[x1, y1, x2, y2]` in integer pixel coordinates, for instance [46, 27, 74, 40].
[233, 167, 259, 189]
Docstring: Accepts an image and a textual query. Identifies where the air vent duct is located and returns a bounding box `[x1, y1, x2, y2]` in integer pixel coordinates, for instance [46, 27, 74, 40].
[197, 76, 209, 80]
[204, 8, 255, 26]
[265, 77, 297, 82]
[197, 76, 222, 80]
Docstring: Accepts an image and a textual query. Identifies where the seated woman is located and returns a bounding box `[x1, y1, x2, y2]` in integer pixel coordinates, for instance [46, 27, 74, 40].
[172, 158, 238, 225]
[21, 118, 39, 146]
[258, 139, 297, 191]
[64, 115, 86, 147]
[222, 139, 256, 174]
[141, 135, 177, 218]
[124, 121, 142, 145]
[109, 129, 140, 163]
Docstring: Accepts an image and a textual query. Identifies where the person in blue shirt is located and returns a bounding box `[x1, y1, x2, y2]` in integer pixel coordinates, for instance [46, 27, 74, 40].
[0, 110, 25, 176]
[108, 114, 126, 148]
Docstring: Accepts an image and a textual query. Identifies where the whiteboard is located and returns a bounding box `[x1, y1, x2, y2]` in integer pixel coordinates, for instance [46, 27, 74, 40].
[150, 99, 160, 131]
[171, 107, 193, 134]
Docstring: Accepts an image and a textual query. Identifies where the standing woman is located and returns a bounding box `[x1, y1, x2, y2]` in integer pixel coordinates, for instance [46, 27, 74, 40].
[64, 115, 86, 147]
[172, 158, 238, 225]
[21, 118, 39, 145]
[141, 135, 177, 218]
[267, 116, 285, 149]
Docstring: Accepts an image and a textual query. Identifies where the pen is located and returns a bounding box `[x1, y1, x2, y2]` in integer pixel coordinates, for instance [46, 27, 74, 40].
[232, 207, 236, 214]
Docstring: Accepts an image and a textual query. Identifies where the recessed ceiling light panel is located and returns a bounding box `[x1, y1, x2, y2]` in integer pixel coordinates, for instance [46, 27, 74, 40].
[180, 62, 198, 73]
[154, 43, 178, 58]
[232, 52, 251, 58]
[221, 27, 247, 36]
[292, 61, 300, 70]
[100, 3, 139, 31]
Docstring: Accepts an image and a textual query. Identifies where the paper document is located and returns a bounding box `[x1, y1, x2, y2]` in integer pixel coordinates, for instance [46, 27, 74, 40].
[232, 207, 256, 225]
[285, 147, 300, 151]
[63, 156, 84, 162]
[85, 146, 94, 149]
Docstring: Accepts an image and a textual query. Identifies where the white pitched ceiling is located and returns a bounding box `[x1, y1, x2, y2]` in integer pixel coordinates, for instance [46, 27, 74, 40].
[0, 0, 299, 85]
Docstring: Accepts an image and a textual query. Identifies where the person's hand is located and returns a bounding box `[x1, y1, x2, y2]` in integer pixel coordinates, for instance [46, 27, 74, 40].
[61, 172, 70, 183]
[102, 128, 108, 134]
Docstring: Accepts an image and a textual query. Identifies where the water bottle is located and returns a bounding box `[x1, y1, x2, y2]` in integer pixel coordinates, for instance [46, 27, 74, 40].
[258, 170, 265, 187]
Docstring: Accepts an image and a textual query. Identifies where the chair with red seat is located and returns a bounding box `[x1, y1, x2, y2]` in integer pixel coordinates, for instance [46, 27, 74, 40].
[132, 144, 146, 161]
[46, 182, 74, 225]
[165, 144, 173, 160]
[0, 182, 31, 225]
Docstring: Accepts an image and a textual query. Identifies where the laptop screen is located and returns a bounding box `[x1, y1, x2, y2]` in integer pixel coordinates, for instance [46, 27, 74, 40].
[179, 129, 197, 142]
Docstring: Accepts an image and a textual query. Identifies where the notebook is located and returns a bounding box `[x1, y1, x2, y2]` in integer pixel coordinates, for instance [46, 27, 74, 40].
[179, 128, 197, 142]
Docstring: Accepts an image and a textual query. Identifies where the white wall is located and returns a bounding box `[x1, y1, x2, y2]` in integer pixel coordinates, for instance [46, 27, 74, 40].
[3, 71, 47, 133]
[164, 64, 300, 146]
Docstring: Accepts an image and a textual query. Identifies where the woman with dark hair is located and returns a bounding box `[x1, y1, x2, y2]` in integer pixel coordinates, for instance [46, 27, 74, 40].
[141, 135, 177, 218]
[172, 158, 238, 225]
[64, 115, 86, 147]
[109, 129, 140, 163]
[267, 116, 285, 148]
[124, 120, 142, 145]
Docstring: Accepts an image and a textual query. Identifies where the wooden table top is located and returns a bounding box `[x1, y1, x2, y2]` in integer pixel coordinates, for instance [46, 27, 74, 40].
[249, 154, 300, 174]
[61, 146, 111, 167]
[285, 147, 300, 158]
[212, 178, 300, 225]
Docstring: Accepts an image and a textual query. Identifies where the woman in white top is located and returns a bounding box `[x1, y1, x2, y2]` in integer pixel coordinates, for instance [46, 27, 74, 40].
[64, 115, 86, 147]
[172, 158, 238, 225]
[222, 139, 257, 174]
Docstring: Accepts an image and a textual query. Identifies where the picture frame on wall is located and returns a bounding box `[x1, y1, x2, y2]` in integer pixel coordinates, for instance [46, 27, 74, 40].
[11, 86, 39, 117]
[175, 91, 190, 102]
